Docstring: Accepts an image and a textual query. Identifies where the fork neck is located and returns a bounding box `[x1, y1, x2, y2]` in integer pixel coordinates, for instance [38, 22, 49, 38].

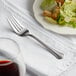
[20, 30, 29, 36]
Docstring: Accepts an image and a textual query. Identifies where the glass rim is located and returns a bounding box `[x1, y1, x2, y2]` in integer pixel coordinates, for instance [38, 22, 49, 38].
[0, 37, 21, 59]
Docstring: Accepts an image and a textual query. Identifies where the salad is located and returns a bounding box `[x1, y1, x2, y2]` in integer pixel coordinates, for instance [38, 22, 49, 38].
[40, 0, 76, 28]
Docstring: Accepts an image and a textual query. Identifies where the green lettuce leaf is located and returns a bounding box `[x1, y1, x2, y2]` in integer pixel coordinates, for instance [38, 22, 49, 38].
[68, 21, 76, 28]
[40, 0, 57, 10]
[57, 15, 66, 25]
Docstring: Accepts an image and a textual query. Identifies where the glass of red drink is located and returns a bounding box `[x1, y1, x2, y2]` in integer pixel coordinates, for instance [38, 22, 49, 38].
[0, 37, 26, 76]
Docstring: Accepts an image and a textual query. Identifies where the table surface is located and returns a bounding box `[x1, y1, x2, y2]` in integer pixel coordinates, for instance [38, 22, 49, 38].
[0, 0, 76, 76]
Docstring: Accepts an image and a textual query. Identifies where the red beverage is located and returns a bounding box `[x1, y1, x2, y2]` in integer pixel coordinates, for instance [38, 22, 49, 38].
[0, 60, 19, 76]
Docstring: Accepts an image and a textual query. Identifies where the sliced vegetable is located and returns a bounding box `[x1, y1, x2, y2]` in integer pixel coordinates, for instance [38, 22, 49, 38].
[60, 1, 76, 17]
[44, 17, 57, 24]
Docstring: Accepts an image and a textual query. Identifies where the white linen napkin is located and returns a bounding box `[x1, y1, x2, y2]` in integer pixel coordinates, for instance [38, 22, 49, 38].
[1, 0, 76, 76]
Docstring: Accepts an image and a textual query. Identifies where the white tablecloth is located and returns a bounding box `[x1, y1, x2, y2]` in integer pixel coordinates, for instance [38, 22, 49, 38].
[0, 0, 76, 76]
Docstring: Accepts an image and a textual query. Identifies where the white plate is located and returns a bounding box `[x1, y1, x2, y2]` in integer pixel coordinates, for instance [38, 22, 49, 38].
[33, 0, 76, 35]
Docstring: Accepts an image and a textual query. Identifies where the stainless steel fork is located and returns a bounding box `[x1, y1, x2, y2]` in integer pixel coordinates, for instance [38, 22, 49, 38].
[8, 15, 64, 59]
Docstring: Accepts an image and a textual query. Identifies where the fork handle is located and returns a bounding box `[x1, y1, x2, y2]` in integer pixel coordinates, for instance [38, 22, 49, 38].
[24, 33, 63, 59]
